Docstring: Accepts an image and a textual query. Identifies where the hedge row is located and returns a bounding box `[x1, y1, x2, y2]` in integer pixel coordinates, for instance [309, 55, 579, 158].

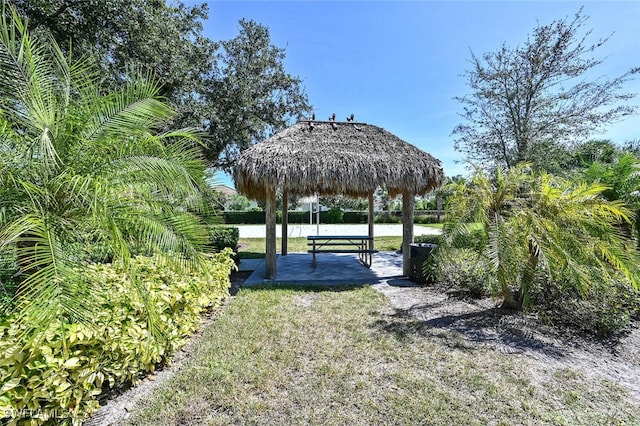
[0, 249, 235, 424]
[222, 210, 442, 224]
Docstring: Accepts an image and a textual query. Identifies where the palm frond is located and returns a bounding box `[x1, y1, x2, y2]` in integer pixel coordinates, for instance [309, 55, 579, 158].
[1, 214, 99, 334]
[0, 5, 213, 337]
[444, 162, 640, 309]
[0, 4, 66, 170]
[81, 79, 173, 144]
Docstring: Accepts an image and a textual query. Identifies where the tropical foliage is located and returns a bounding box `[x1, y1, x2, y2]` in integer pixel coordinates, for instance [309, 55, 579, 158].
[443, 164, 639, 309]
[0, 5, 237, 423]
[553, 140, 640, 244]
[0, 4, 214, 332]
[0, 249, 234, 424]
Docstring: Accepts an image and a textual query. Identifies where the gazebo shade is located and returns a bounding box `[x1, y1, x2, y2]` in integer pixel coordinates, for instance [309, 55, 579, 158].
[234, 120, 444, 200]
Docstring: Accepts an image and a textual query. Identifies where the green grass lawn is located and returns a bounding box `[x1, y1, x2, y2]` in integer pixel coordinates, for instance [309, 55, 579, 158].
[416, 223, 444, 229]
[126, 286, 639, 425]
[238, 236, 404, 259]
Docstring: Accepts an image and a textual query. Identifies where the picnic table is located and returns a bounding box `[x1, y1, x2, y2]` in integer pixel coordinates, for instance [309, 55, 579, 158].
[307, 235, 378, 268]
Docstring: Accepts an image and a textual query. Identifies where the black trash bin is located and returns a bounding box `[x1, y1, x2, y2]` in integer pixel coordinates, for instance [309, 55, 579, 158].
[408, 243, 437, 283]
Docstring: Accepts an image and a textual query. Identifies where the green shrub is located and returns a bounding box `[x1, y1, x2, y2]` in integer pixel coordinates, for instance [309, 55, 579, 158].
[221, 209, 441, 225]
[530, 272, 640, 336]
[414, 234, 443, 245]
[436, 248, 496, 298]
[226, 194, 252, 211]
[414, 214, 440, 224]
[435, 245, 638, 336]
[209, 226, 239, 252]
[223, 211, 265, 224]
[203, 212, 224, 225]
[342, 211, 368, 224]
[374, 214, 401, 224]
[278, 211, 312, 224]
[327, 208, 343, 223]
[442, 226, 488, 251]
[223, 210, 348, 224]
[282, 210, 345, 224]
[0, 249, 234, 425]
[0, 249, 19, 310]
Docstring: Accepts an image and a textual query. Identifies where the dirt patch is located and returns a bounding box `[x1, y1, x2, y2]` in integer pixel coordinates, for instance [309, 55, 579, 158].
[373, 281, 640, 401]
[294, 293, 318, 308]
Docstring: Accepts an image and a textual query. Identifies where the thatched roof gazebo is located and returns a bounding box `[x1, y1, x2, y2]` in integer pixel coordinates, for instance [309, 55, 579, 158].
[234, 119, 444, 279]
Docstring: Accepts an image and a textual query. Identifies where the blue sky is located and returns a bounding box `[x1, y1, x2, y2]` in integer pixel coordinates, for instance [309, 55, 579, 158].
[199, 1, 640, 187]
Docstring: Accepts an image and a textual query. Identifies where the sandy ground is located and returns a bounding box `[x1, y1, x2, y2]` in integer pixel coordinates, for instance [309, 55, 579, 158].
[373, 282, 640, 401]
[86, 272, 640, 424]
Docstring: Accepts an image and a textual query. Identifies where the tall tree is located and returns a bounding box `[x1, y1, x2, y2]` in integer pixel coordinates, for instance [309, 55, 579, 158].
[12, 0, 217, 99]
[11, 2, 311, 169]
[205, 19, 311, 170]
[453, 9, 638, 170]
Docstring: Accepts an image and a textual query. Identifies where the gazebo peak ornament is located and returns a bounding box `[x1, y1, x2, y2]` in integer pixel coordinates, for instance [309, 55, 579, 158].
[234, 119, 444, 279]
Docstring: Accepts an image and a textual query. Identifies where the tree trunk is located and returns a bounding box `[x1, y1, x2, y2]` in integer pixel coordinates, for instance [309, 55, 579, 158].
[281, 190, 288, 256]
[500, 289, 522, 310]
[518, 250, 539, 309]
[502, 249, 538, 310]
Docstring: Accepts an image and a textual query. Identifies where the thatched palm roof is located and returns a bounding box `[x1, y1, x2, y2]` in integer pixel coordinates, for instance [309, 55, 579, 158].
[235, 120, 444, 200]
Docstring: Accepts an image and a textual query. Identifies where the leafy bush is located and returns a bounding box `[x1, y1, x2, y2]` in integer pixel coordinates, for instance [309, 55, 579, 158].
[223, 211, 265, 224]
[374, 214, 401, 224]
[278, 211, 312, 224]
[0, 249, 18, 309]
[226, 194, 252, 211]
[445, 227, 488, 251]
[435, 246, 639, 336]
[342, 211, 368, 224]
[221, 210, 442, 225]
[223, 210, 353, 224]
[436, 248, 497, 298]
[209, 226, 239, 252]
[414, 234, 443, 245]
[326, 208, 344, 223]
[221, 209, 441, 225]
[0, 249, 234, 425]
[414, 214, 440, 224]
[278, 211, 344, 224]
[530, 272, 640, 336]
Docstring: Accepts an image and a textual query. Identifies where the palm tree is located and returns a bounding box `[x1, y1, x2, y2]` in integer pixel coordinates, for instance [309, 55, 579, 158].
[445, 163, 639, 309]
[0, 5, 212, 332]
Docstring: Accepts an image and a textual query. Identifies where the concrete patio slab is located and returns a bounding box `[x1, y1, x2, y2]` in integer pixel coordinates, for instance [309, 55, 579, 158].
[242, 251, 409, 286]
[236, 258, 264, 272]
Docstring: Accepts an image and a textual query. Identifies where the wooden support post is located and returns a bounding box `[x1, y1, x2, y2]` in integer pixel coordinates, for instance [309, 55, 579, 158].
[316, 193, 320, 235]
[402, 191, 415, 277]
[265, 186, 277, 279]
[368, 191, 375, 251]
[281, 190, 288, 256]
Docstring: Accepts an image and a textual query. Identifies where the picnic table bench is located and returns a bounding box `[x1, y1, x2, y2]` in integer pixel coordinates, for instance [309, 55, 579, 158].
[307, 235, 378, 268]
